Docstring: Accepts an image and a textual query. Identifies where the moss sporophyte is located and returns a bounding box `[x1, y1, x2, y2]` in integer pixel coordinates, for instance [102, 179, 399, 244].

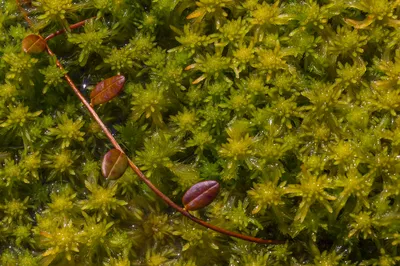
[1, 0, 400, 265]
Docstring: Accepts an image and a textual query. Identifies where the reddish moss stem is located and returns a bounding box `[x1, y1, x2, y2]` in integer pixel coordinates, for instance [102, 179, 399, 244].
[127, 158, 284, 244]
[45, 17, 96, 41]
[16, 0, 33, 27]
[17, 1, 284, 244]
[47, 42, 283, 244]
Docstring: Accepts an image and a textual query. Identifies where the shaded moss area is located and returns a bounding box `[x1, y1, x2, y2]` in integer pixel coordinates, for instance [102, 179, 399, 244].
[1, 0, 400, 265]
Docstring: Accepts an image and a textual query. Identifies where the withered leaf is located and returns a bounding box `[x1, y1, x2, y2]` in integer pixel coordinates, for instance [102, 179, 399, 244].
[22, 34, 46, 54]
[101, 149, 128, 180]
[182, 180, 220, 211]
[90, 75, 126, 106]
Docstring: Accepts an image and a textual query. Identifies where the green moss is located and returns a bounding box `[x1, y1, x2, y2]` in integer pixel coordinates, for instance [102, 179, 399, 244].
[1, 0, 400, 264]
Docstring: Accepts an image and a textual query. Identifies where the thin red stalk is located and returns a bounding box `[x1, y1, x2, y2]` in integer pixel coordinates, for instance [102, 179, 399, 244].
[127, 159, 284, 244]
[47, 42, 283, 244]
[45, 17, 96, 41]
[18, 2, 284, 244]
[46, 48, 122, 150]
[16, 0, 33, 27]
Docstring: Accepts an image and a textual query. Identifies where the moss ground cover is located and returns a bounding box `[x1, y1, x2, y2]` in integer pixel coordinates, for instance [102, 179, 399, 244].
[1, 0, 400, 265]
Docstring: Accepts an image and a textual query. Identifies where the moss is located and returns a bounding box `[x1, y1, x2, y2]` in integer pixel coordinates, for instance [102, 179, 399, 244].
[1, 0, 400, 264]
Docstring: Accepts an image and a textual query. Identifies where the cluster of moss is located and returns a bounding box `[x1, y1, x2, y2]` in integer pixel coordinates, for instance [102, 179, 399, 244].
[1, 0, 400, 265]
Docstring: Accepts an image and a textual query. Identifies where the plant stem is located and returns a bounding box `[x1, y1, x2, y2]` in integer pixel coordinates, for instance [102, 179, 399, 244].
[17, 2, 284, 244]
[16, 0, 33, 27]
[45, 17, 96, 41]
[46, 42, 283, 244]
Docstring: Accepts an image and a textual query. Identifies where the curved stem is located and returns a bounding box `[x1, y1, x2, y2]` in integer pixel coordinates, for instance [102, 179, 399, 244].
[127, 158, 284, 244]
[47, 43, 283, 244]
[17, 1, 284, 244]
[16, 0, 33, 27]
[45, 17, 96, 41]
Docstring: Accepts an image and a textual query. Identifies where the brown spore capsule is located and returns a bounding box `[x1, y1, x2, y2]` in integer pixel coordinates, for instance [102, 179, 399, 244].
[182, 180, 220, 211]
[90, 75, 126, 106]
[101, 149, 128, 180]
[22, 34, 46, 54]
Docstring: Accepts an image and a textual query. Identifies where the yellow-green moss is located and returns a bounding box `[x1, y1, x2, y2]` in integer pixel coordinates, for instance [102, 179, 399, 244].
[1, 0, 400, 265]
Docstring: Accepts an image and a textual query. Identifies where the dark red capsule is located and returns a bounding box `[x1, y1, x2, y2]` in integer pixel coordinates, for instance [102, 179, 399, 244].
[101, 149, 128, 180]
[182, 180, 220, 211]
[22, 34, 46, 54]
[90, 75, 126, 106]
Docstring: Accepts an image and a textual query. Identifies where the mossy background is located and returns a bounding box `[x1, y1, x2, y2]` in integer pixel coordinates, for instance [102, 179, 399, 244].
[1, 0, 400, 265]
